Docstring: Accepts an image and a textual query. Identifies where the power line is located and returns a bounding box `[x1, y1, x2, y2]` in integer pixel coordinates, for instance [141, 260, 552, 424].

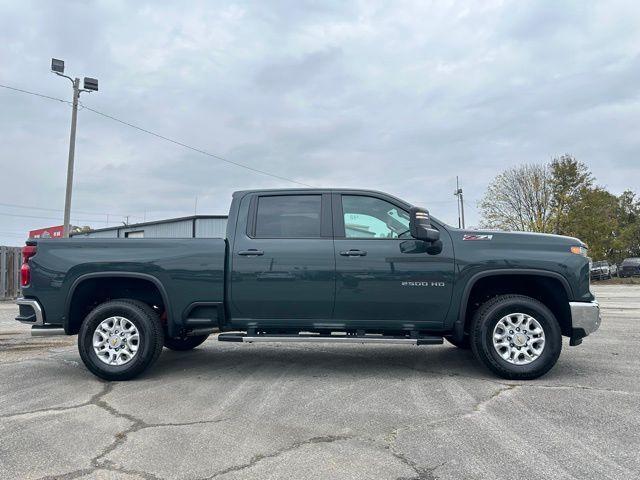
[0, 231, 28, 237]
[1, 83, 481, 209]
[79, 103, 314, 187]
[0, 83, 312, 188]
[0, 84, 71, 104]
[0, 210, 107, 224]
[0, 201, 142, 220]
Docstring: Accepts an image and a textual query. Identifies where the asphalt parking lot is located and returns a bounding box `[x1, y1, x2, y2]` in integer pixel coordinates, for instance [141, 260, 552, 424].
[1, 284, 639, 480]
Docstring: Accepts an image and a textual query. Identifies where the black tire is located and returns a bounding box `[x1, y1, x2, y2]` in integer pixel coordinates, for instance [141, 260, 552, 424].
[445, 335, 471, 349]
[164, 334, 210, 351]
[470, 294, 562, 380]
[78, 299, 164, 381]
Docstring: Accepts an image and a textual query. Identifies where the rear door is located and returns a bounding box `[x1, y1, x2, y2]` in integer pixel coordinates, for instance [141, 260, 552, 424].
[332, 193, 454, 330]
[229, 193, 335, 325]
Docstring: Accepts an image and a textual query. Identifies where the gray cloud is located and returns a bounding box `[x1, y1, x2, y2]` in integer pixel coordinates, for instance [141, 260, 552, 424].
[1, 0, 639, 245]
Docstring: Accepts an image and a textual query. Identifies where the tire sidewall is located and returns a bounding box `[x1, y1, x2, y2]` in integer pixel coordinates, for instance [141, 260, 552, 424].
[474, 297, 562, 378]
[79, 301, 159, 380]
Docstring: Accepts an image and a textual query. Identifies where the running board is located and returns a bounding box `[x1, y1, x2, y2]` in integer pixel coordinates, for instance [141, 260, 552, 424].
[31, 326, 66, 336]
[218, 332, 443, 345]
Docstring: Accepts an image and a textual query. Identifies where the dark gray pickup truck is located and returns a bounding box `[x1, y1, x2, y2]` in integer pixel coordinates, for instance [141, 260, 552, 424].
[16, 189, 600, 381]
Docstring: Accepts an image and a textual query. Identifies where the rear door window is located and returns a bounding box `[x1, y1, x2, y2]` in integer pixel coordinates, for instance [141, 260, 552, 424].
[255, 195, 322, 238]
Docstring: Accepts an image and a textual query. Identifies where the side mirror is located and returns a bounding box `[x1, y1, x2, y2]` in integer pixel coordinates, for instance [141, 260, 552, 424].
[410, 207, 440, 243]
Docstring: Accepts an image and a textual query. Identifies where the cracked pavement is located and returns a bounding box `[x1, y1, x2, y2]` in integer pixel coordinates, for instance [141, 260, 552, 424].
[1, 284, 639, 479]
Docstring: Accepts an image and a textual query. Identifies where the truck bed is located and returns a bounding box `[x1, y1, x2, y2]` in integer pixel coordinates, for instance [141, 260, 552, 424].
[22, 238, 227, 336]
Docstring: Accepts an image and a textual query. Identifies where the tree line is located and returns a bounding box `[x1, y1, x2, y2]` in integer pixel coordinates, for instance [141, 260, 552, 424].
[479, 155, 640, 263]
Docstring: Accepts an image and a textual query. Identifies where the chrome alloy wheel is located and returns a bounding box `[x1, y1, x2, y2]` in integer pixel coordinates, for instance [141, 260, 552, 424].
[93, 316, 140, 366]
[492, 313, 545, 365]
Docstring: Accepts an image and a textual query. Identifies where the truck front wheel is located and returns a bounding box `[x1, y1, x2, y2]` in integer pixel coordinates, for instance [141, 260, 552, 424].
[78, 299, 164, 381]
[164, 334, 210, 351]
[470, 295, 562, 380]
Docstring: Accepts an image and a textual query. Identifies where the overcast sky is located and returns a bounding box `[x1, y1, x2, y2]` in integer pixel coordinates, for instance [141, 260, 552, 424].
[1, 0, 639, 245]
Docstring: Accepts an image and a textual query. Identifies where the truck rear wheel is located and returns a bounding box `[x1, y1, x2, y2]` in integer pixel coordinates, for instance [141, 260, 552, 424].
[78, 299, 164, 381]
[470, 295, 562, 380]
[164, 334, 210, 351]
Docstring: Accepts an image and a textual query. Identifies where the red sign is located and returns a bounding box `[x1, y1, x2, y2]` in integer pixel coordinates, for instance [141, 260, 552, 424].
[29, 225, 64, 239]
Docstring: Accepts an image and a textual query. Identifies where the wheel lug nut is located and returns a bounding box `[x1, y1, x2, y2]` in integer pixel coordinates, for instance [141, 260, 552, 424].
[507, 336, 512, 340]
[510, 343, 514, 347]
[516, 328, 520, 332]
[509, 330, 514, 334]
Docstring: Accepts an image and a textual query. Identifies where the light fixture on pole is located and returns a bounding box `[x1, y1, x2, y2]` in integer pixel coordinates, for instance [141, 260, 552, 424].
[51, 58, 98, 238]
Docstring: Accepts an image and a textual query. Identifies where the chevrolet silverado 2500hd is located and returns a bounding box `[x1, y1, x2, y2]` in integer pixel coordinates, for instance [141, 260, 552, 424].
[16, 189, 600, 380]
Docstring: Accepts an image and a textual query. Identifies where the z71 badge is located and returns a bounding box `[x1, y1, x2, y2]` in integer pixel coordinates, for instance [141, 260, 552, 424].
[463, 234, 493, 241]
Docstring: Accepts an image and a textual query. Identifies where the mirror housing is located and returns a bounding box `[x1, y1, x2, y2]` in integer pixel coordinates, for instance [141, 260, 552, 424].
[409, 207, 440, 243]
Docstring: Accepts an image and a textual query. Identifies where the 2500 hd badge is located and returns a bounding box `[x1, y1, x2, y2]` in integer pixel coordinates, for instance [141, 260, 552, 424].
[401, 281, 446, 287]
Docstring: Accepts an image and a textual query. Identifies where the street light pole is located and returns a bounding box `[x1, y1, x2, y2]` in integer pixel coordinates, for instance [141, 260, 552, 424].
[51, 58, 99, 238]
[62, 77, 80, 238]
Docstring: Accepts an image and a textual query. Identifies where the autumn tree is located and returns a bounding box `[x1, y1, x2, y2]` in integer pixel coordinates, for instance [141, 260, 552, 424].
[550, 155, 593, 235]
[563, 187, 620, 260]
[613, 191, 640, 260]
[479, 163, 554, 232]
[480, 156, 640, 262]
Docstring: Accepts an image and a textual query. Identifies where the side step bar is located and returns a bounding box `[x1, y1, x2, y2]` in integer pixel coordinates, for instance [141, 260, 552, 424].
[31, 326, 66, 336]
[218, 332, 443, 345]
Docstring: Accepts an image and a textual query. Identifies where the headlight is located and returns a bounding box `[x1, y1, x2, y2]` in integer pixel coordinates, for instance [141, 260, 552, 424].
[570, 245, 588, 256]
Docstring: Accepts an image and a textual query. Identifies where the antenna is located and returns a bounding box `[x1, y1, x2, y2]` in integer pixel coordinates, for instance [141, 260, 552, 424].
[454, 176, 465, 228]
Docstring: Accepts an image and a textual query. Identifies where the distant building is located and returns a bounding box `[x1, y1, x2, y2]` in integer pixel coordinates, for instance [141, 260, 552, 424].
[29, 225, 64, 239]
[71, 215, 228, 239]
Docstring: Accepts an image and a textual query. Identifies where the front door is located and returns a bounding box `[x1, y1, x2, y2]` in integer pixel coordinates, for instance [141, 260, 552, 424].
[332, 193, 454, 330]
[230, 193, 335, 324]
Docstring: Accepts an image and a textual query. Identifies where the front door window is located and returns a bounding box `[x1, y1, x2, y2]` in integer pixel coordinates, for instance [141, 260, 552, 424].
[342, 195, 411, 239]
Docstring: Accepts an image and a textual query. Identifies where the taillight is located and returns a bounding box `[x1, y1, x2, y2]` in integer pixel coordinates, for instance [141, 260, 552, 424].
[21, 245, 36, 287]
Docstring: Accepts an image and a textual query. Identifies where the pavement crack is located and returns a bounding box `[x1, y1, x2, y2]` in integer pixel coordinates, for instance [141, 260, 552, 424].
[388, 446, 447, 480]
[467, 383, 519, 416]
[206, 434, 354, 479]
[2, 380, 114, 420]
[522, 383, 636, 396]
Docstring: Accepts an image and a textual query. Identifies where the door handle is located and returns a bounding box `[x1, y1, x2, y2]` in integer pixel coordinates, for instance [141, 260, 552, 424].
[340, 249, 367, 257]
[237, 249, 264, 256]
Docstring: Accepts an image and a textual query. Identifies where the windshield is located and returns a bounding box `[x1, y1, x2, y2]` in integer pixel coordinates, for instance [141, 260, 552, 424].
[622, 258, 640, 266]
[593, 261, 607, 267]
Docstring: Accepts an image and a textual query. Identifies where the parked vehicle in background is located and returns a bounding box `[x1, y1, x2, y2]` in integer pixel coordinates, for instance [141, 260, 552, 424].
[619, 258, 640, 277]
[590, 261, 613, 280]
[16, 188, 600, 381]
[610, 263, 618, 277]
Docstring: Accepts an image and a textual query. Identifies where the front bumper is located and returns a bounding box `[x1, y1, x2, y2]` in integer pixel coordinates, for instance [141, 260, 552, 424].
[569, 301, 601, 344]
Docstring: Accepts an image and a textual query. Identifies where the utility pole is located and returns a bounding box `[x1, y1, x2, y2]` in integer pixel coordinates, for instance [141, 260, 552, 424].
[454, 176, 466, 229]
[51, 58, 99, 237]
[62, 78, 80, 238]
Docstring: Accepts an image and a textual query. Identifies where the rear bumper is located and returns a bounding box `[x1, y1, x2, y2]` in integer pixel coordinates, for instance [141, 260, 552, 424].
[569, 301, 601, 344]
[16, 297, 44, 325]
[16, 297, 66, 336]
